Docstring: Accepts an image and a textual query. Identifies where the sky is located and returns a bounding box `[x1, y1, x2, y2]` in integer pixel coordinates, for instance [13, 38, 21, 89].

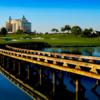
[0, 0, 100, 32]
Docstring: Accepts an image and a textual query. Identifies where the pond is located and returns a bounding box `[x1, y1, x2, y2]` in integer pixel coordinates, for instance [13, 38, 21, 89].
[43, 47, 100, 57]
[0, 74, 32, 100]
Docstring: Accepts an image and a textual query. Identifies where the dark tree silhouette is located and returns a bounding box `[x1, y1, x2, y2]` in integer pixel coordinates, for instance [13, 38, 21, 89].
[64, 25, 71, 33]
[51, 28, 59, 33]
[83, 28, 93, 37]
[1, 27, 8, 36]
[61, 27, 65, 33]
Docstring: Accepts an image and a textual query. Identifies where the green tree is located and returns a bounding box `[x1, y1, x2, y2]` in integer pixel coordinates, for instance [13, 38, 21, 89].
[1, 27, 8, 36]
[83, 28, 90, 37]
[71, 26, 82, 35]
[51, 28, 59, 33]
[89, 28, 93, 33]
[16, 29, 24, 34]
[45, 32, 49, 34]
[83, 28, 94, 37]
[61, 27, 65, 33]
[64, 25, 71, 33]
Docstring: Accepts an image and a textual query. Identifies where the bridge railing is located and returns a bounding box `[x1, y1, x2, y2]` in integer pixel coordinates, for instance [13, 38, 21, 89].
[6, 45, 100, 64]
[0, 48, 100, 80]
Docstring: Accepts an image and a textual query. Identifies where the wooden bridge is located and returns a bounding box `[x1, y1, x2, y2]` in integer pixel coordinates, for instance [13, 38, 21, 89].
[6, 45, 100, 64]
[5, 45, 100, 79]
[0, 45, 99, 100]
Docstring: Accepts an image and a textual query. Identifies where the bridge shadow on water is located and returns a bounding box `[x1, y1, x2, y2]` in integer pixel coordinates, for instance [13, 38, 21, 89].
[4, 42, 51, 50]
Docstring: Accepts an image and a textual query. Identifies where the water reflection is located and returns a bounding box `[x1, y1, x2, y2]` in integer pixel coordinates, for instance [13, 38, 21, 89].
[0, 74, 32, 100]
[43, 47, 100, 57]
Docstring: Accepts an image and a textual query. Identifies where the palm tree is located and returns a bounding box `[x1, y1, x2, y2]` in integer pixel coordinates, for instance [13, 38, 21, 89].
[64, 25, 71, 33]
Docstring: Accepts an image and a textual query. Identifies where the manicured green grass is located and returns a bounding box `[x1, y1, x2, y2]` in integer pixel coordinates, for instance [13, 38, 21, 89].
[0, 34, 100, 46]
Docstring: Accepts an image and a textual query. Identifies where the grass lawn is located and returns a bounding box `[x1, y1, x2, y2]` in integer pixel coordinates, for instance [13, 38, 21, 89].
[0, 33, 100, 47]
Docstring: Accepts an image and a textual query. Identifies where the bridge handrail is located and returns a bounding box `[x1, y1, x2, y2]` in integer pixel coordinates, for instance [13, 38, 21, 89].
[6, 45, 100, 62]
[0, 49, 100, 80]
[1, 48, 100, 67]
[0, 48, 100, 74]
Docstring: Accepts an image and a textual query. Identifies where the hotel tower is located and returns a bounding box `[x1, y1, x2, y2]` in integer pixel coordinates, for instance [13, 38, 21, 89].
[6, 16, 31, 33]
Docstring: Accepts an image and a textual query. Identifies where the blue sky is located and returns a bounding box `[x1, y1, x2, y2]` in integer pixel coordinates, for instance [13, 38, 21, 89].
[0, 0, 100, 32]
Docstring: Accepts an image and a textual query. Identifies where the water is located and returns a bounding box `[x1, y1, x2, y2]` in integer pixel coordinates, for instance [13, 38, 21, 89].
[43, 47, 100, 57]
[0, 74, 32, 100]
[42, 47, 100, 100]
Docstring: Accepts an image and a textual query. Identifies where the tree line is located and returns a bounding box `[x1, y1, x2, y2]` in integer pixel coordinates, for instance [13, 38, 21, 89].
[51, 25, 100, 37]
[0, 27, 25, 36]
[0, 25, 100, 38]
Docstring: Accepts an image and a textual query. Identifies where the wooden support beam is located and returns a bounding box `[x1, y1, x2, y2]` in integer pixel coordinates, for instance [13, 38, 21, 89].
[76, 79, 79, 100]
[52, 71, 55, 95]
[13, 60, 16, 71]
[18, 62, 20, 76]
[39, 67, 42, 86]
[27, 64, 30, 80]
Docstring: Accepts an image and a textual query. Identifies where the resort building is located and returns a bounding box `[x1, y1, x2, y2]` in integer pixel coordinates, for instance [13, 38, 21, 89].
[6, 16, 31, 33]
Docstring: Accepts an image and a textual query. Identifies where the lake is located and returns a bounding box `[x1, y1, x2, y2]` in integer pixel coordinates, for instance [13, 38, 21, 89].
[43, 47, 100, 57]
[0, 73, 32, 100]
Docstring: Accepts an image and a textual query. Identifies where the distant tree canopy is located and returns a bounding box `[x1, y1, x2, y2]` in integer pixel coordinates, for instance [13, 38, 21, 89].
[45, 32, 49, 34]
[51, 28, 59, 33]
[61, 27, 65, 33]
[0, 27, 8, 36]
[50, 25, 100, 38]
[71, 26, 82, 35]
[64, 25, 71, 33]
[83, 28, 98, 37]
[16, 29, 24, 34]
[83, 28, 92, 37]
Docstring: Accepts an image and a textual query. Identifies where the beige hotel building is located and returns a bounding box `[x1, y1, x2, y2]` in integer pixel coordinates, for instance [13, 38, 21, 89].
[6, 16, 31, 33]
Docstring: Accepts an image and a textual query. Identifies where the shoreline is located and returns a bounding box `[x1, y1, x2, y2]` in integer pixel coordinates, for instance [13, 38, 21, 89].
[0, 41, 100, 48]
[0, 34, 100, 47]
